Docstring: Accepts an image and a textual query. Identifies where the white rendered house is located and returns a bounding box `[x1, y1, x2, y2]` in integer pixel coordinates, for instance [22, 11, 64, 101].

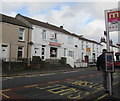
[16, 14, 104, 67]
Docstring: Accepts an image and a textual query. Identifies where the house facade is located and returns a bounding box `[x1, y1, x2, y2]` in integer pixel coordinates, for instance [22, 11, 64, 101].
[2, 13, 118, 67]
[100, 37, 119, 60]
[16, 14, 103, 67]
[0, 14, 32, 62]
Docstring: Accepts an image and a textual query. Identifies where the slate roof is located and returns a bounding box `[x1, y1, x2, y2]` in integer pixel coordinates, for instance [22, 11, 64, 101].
[17, 14, 79, 37]
[100, 41, 119, 48]
[17, 14, 102, 45]
[79, 36, 101, 45]
[0, 14, 31, 28]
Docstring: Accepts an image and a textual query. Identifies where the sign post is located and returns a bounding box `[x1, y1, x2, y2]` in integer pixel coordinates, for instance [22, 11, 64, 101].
[105, 52, 115, 72]
[104, 8, 120, 95]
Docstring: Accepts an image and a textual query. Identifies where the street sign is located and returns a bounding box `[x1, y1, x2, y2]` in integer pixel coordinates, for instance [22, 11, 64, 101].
[86, 48, 91, 56]
[105, 8, 120, 32]
[105, 52, 115, 72]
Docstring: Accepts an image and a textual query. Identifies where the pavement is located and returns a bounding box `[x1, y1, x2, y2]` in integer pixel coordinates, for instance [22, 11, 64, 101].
[1, 67, 120, 100]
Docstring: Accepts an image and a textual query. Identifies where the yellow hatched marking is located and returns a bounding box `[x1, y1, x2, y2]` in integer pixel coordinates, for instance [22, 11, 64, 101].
[24, 84, 38, 88]
[0, 93, 10, 98]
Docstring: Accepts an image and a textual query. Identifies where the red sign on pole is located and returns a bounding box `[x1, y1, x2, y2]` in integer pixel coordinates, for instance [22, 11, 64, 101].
[105, 8, 120, 32]
[107, 10, 120, 22]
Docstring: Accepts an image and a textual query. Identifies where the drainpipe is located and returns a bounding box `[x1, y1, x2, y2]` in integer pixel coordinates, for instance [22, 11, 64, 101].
[27, 28, 30, 67]
[9, 42, 12, 70]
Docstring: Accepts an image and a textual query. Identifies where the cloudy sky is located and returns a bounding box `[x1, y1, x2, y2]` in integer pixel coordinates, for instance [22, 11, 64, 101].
[1, 0, 120, 44]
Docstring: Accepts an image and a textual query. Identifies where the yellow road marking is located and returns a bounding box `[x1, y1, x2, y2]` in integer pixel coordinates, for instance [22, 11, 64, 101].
[67, 92, 81, 99]
[96, 94, 108, 100]
[60, 88, 77, 95]
[24, 84, 38, 88]
[113, 82, 118, 85]
[0, 93, 10, 98]
[47, 86, 67, 94]
[48, 81, 59, 84]
[1, 89, 11, 92]
[49, 88, 73, 94]
[36, 84, 60, 90]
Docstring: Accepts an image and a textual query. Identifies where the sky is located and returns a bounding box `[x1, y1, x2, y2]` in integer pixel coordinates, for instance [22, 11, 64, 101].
[1, 0, 120, 44]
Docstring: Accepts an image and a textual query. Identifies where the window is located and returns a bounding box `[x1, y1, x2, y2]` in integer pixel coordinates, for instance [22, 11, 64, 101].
[93, 44, 95, 52]
[82, 41, 84, 50]
[68, 36, 73, 44]
[86, 42, 88, 48]
[18, 46, 24, 59]
[18, 28, 24, 41]
[82, 52, 84, 61]
[41, 30, 46, 40]
[64, 48, 66, 57]
[97, 45, 99, 53]
[68, 51, 74, 57]
[50, 33, 57, 42]
[50, 47, 57, 57]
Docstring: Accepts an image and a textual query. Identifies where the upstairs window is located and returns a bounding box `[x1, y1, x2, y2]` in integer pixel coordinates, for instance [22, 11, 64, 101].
[41, 30, 46, 40]
[50, 33, 57, 42]
[18, 28, 24, 41]
[68, 51, 74, 57]
[68, 36, 73, 44]
[86, 42, 88, 48]
[82, 41, 84, 50]
[93, 44, 95, 52]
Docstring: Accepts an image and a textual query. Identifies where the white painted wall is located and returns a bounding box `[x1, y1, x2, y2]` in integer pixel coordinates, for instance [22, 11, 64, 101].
[31, 24, 104, 67]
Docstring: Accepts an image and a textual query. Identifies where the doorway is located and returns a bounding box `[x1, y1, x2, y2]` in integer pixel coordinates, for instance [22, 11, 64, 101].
[50, 47, 57, 57]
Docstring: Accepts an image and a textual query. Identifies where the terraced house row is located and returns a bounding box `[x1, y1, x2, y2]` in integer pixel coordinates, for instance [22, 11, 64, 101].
[0, 14, 119, 67]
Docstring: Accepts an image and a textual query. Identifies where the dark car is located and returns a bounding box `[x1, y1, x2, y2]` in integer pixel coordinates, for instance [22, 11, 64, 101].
[114, 60, 120, 68]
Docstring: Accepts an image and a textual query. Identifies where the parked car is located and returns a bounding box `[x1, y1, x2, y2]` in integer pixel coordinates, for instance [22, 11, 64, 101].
[114, 60, 120, 68]
[88, 62, 96, 66]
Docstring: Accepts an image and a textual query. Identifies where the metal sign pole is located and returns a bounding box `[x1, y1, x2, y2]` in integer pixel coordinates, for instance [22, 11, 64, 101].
[104, 10, 113, 96]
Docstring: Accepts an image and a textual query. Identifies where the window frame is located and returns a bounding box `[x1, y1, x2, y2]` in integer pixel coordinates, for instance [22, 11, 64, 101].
[68, 36, 73, 44]
[41, 29, 46, 40]
[17, 46, 24, 59]
[18, 28, 25, 41]
[68, 51, 74, 57]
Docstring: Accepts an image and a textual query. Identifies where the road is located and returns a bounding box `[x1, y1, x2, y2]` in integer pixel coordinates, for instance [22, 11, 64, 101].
[1, 67, 120, 100]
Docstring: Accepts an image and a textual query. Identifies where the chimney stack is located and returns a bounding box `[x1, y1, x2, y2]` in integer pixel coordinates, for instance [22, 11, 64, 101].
[100, 37, 105, 42]
[60, 26, 63, 29]
[109, 40, 113, 45]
